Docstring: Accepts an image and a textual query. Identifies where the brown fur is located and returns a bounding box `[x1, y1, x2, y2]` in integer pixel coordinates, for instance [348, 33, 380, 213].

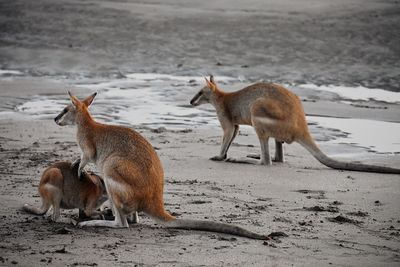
[23, 161, 108, 222]
[53, 92, 268, 239]
[190, 76, 400, 174]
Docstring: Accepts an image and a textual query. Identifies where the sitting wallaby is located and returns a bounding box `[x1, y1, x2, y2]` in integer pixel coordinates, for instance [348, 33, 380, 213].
[190, 76, 400, 174]
[53, 91, 270, 240]
[23, 161, 108, 222]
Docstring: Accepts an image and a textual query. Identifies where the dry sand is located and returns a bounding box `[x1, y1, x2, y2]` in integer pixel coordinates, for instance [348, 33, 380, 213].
[0, 0, 400, 266]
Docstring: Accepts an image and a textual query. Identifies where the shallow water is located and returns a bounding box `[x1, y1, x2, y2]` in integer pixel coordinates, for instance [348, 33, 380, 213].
[307, 116, 400, 154]
[2, 72, 400, 155]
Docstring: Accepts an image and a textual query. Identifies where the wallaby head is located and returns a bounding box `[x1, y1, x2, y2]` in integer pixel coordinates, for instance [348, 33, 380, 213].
[190, 75, 221, 106]
[54, 91, 97, 126]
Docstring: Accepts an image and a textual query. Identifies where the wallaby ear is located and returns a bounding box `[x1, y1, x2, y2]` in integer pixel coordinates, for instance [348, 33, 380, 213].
[83, 92, 97, 107]
[68, 91, 81, 107]
[204, 77, 216, 91]
[209, 75, 215, 85]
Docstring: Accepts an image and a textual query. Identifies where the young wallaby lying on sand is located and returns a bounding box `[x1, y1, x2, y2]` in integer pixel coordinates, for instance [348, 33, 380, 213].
[190, 76, 400, 174]
[23, 161, 108, 222]
[53, 91, 269, 240]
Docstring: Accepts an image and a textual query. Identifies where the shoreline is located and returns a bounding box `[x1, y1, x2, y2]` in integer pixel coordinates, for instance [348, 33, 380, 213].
[1, 72, 399, 157]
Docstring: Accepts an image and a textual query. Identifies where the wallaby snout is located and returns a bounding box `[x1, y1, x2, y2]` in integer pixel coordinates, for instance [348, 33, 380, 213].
[54, 106, 70, 126]
[190, 94, 200, 106]
[54, 112, 63, 125]
[54, 116, 60, 125]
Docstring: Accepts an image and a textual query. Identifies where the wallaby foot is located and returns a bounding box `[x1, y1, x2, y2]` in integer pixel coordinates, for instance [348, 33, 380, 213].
[78, 218, 128, 228]
[246, 154, 285, 163]
[78, 219, 119, 228]
[246, 154, 260, 159]
[226, 157, 271, 165]
[79, 203, 129, 228]
[210, 155, 226, 161]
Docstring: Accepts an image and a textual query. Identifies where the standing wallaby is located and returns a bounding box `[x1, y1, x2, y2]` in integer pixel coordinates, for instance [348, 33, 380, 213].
[23, 161, 108, 222]
[190, 76, 400, 174]
[54, 91, 269, 240]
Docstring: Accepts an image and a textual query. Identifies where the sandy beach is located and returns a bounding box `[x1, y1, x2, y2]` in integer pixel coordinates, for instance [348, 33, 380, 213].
[0, 0, 400, 266]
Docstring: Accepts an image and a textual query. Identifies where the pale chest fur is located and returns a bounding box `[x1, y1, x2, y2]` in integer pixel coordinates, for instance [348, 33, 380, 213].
[77, 131, 97, 162]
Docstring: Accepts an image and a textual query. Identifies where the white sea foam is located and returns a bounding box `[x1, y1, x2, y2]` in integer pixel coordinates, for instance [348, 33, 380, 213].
[124, 73, 236, 82]
[13, 73, 221, 127]
[299, 84, 400, 103]
[16, 98, 68, 115]
[0, 69, 23, 75]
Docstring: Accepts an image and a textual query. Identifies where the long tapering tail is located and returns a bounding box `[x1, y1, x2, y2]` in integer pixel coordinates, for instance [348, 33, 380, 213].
[298, 134, 400, 174]
[147, 199, 270, 240]
[163, 219, 269, 240]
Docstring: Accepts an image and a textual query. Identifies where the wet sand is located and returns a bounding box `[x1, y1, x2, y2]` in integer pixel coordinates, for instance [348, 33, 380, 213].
[1, 0, 400, 266]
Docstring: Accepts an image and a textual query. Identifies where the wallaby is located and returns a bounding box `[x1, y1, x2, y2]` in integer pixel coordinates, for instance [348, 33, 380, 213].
[53, 91, 269, 240]
[190, 76, 400, 174]
[23, 161, 109, 223]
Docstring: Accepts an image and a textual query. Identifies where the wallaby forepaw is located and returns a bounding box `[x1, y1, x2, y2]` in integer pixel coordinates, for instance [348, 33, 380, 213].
[71, 158, 81, 169]
[210, 155, 226, 161]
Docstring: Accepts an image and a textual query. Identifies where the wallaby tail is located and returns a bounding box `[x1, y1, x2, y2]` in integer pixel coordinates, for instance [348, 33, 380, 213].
[22, 203, 49, 215]
[163, 219, 269, 240]
[298, 134, 400, 174]
[147, 202, 269, 240]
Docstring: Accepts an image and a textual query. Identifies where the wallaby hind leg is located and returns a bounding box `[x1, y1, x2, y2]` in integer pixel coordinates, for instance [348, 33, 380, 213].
[227, 134, 271, 165]
[79, 177, 129, 228]
[78, 204, 129, 228]
[211, 125, 239, 161]
[274, 140, 284, 162]
[49, 194, 76, 224]
[42, 184, 62, 222]
[258, 135, 272, 165]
